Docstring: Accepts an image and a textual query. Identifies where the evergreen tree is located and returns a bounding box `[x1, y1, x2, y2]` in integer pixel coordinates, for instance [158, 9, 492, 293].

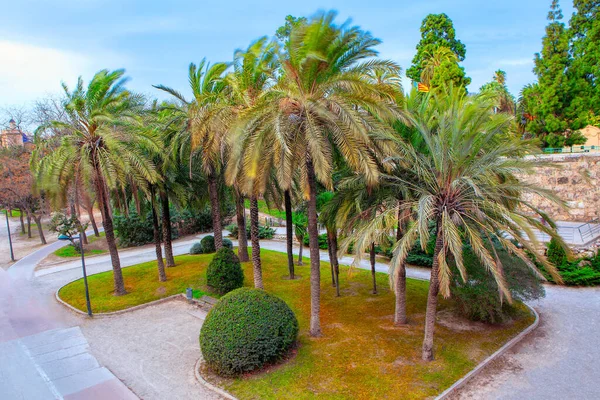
[525, 0, 571, 136]
[407, 13, 468, 86]
[567, 0, 600, 128]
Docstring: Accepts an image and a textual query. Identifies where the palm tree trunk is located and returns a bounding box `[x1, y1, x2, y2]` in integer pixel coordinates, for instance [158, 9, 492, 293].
[131, 181, 141, 215]
[88, 209, 100, 237]
[284, 190, 295, 279]
[306, 157, 321, 337]
[235, 191, 249, 262]
[250, 196, 263, 289]
[332, 231, 340, 297]
[26, 212, 31, 238]
[151, 189, 166, 282]
[422, 229, 444, 361]
[326, 229, 335, 287]
[159, 190, 175, 267]
[394, 261, 407, 325]
[19, 213, 25, 234]
[83, 193, 100, 237]
[94, 168, 126, 296]
[370, 243, 377, 294]
[33, 215, 46, 245]
[71, 202, 88, 245]
[297, 236, 304, 265]
[394, 200, 408, 325]
[207, 174, 223, 250]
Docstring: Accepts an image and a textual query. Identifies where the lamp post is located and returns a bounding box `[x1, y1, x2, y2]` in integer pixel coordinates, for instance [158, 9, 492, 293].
[5, 210, 14, 261]
[58, 233, 92, 317]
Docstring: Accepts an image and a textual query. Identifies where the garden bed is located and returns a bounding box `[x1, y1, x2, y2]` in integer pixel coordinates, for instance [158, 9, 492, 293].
[58, 249, 534, 398]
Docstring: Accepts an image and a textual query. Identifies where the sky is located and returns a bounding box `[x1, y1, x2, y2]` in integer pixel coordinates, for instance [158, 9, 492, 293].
[0, 0, 575, 110]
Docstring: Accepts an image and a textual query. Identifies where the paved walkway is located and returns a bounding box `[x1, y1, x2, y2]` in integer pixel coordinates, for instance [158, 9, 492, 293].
[5, 224, 600, 399]
[451, 285, 600, 399]
[0, 227, 137, 399]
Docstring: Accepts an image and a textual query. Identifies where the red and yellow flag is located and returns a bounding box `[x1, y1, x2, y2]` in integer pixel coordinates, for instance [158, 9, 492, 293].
[417, 83, 430, 93]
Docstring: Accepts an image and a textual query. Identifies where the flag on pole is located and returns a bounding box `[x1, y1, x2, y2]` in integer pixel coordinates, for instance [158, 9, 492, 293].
[417, 83, 430, 93]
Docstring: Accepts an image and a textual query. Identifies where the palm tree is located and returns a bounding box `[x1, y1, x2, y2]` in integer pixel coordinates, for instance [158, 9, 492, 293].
[420, 47, 458, 87]
[225, 36, 278, 287]
[155, 60, 230, 250]
[355, 86, 565, 361]
[37, 69, 158, 295]
[229, 12, 400, 336]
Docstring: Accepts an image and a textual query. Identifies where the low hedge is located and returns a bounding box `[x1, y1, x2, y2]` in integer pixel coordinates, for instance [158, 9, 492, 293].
[200, 235, 216, 254]
[200, 288, 298, 376]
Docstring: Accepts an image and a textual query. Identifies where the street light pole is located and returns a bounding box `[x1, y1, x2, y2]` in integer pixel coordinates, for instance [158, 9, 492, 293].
[78, 235, 93, 317]
[58, 233, 92, 317]
[5, 210, 14, 262]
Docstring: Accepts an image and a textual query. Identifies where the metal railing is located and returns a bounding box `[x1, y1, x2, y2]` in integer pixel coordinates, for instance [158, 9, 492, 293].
[542, 145, 600, 154]
[579, 219, 600, 243]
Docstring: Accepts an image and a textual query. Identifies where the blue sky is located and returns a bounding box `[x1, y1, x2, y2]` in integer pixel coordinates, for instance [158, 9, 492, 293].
[0, 0, 574, 108]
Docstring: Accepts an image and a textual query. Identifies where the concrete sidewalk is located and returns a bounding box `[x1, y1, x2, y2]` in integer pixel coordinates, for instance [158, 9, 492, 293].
[1, 225, 138, 400]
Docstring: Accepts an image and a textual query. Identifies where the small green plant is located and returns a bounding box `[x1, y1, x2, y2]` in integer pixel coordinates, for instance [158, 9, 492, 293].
[200, 235, 216, 254]
[200, 287, 298, 376]
[547, 237, 567, 267]
[223, 238, 233, 249]
[190, 242, 203, 254]
[206, 247, 244, 294]
[303, 233, 328, 249]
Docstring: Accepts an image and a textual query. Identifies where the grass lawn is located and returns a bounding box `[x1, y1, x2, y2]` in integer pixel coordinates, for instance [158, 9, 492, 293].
[244, 199, 286, 220]
[3, 209, 22, 218]
[58, 248, 534, 399]
[53, 232, 107, 258]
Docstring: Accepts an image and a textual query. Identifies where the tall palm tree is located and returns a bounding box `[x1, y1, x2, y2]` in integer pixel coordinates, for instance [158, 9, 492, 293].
[353, 86, 565, 361]
[225, 36, 278, 287]
[36, 69, 158, 295]
[229, 12, 400, 336]
[155, 60, 230, 250]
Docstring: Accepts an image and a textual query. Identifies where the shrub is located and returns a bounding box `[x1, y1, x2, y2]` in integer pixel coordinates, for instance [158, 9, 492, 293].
[200, 235, 216, 254]
[303, 233, 328, 249]
[406, 253, 433, 267]
[451, 245, 545, 323]
[113, 212, 154, 247]
[190, 242, 203, 255]
[547, 238, 567, 267]
[225, 224, 239, 238]
[223, 238, 233, 249]
[206, 247, 244, 294]
[200, 288, 298, 376]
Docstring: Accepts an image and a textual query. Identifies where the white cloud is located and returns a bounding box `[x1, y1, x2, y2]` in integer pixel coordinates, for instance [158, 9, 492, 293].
[0, 40, 92, 106]
[498, 58, 533, 67]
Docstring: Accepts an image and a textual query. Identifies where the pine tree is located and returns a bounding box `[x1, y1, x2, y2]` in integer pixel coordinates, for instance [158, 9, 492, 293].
[567, 0, 600, 128]
[407, 13, 468, 88]
[528, 0, 571, 136]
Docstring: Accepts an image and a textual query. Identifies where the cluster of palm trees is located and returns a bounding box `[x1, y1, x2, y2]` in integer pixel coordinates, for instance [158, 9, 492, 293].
[32, 11, 564, 362]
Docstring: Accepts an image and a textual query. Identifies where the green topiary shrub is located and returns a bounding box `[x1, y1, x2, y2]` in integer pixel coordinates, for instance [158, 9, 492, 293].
[200, 235, 216, 254]
[206, 247, 244, 294]
[547, 237, 567, 267]
[200, 288, 298, 376]
[223, 238, 233, 249]
[190, 242, 203, 254]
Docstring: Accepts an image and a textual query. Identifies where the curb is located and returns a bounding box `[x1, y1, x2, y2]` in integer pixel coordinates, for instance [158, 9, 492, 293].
[55, 286, 217, 318]
[54, 289, 187, 317]
[193, 358, 238, 400]
[435, 304, 540, 399]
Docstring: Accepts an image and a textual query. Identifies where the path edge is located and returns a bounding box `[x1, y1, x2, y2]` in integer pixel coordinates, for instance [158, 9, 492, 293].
[435, 303, 540, 399]
[194, 358, 238, 400]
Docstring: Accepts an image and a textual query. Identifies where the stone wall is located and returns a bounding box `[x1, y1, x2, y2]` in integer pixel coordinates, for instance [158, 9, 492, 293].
[519, 153, 600, 222]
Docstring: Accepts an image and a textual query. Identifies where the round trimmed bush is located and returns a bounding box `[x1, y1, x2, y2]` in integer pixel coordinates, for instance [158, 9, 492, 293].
[190, 242, 203, 255]
[200, 235, 216, 253]
[200, 288, 298, 376]
[223, 238, 233, 249]
[206, 247, 244, 294]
